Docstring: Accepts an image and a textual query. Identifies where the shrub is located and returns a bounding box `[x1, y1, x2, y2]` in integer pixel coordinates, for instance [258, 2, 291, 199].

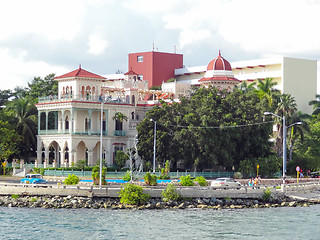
[123, 171, 131, 181]
[119, 183, 149, 205]
[144, 172, 157, 186]
[159, 168, 170, 180]
[180, 175, 195, 186]
[40, 168, 45, 176]
[92, 166, 107, 185]
[11, 194, 19, 200]
[194, 176, 207, 186]
[233, 172, 243, 179]
[262, 187, 272, 202]
[161, 183, 181, 202]
[64, 174, 80, 185]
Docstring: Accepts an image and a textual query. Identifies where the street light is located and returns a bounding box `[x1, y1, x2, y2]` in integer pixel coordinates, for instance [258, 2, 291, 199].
[99, 96, 104, 188]
[264, 112, 302, 185]
[150, 119, 156, 173]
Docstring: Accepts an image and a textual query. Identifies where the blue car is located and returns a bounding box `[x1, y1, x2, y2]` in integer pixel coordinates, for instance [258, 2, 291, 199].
[21, 174, 47, 184]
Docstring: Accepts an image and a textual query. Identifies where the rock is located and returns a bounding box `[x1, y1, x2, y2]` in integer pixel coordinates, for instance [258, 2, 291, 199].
[156, 202, 164, 209]
[280, 202, 287, 206]
[210, 197, 217, 204]
[288, 201, 297, 207]
[197, 204, 208, 209]
[178, 202, 187, 209]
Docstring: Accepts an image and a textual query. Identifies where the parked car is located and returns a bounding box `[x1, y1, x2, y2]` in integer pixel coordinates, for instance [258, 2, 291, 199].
[21, 174, 47, 184]
[211, 177, 241, 189]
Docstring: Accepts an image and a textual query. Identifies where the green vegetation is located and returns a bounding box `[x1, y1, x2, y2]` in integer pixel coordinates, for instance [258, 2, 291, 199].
[11, 194, 19, 200]
[161, 183, 181, 202]
[122, 171, 131, 181]
[194, 176, 207, 186]
[262, 187, 272, 202]
[64, 174, 80, 185]
[180, 175, 195, 186]
[144, 172, 157, 186]
[92, 166, 107, 185]
[119, 183, 149, 205]
[115, 150, 129, 170]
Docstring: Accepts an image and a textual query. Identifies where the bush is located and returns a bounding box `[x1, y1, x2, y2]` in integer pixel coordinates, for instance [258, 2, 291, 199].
[119, 183, 149, 205]
[123, 171, 131, 181]
[64, 174, 80, 185]
[161, 183, 181, 202]
[144, 172, 157, 186]
[233, 172, 243, 179]
[11, 194, 19, 200]
[180, 175, 195, 186]
[194, 176, 207, 186]
[92, 166, 107, 185]
[262, 187, 272, 202]
[40, 168, 45, 176]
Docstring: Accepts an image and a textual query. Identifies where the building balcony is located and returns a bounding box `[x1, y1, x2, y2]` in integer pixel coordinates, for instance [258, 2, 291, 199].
[38, 129, 108, 136]
[113, 130, 126, 136]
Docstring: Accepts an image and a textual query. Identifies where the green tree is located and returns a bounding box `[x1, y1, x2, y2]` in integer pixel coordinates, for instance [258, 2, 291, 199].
[27, 74, 58, 99]
[309, 94, 320, 115]
[137, 87, 273, 171]
[115, 150, 129, 170]
[0, 120, 21, 161]
[255, 78, 279, 107]
[112, 112, 128, 131]
[5, 98, 37, 158]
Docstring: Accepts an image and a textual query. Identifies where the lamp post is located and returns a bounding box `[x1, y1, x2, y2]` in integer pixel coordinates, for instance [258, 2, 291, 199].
[99, 96, 104, 188]
[264, 112, 301, 185]
[150, 119, 156, 173]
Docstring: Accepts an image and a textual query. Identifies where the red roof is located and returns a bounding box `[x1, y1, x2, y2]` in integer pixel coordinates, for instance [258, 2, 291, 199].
[207, 50, 232, 71]
[55, 65, 106, 80]
[199, 77, 240, 82]
[124, 69, 139, 75]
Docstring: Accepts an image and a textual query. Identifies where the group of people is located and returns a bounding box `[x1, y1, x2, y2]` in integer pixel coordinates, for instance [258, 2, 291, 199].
[248, 176, 262, 186]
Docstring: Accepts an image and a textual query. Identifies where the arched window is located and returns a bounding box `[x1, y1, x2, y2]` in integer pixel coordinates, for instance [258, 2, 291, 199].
[132, 95, 135, 105]
[65, 116, 69, 130]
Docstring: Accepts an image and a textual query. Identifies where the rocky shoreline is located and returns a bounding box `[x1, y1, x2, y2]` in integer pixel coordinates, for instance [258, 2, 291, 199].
[0, 194, 315, 210]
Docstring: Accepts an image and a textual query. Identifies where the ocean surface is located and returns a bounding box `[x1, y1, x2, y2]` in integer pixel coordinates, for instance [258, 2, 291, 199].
[1, 205, 319, 240]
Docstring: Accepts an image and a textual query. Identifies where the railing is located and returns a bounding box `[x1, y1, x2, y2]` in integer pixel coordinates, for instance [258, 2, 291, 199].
[38, 95, 131, 105]
[38, 129, 108, 136]
[113, 130, 126, 136]
[43, 170, 234, 179]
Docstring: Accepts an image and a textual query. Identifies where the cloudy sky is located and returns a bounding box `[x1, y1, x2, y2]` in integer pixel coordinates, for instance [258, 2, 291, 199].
[1, 0, 319, 90]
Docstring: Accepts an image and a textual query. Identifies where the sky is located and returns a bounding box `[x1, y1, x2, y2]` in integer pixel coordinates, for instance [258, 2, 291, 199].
[1, 0, 320, 90]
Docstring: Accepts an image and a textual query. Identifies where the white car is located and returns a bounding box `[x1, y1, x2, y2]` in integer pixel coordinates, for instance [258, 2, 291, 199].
[211, 178, 241, 189]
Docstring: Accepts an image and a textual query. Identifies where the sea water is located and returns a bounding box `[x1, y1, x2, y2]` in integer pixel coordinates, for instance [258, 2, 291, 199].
[0, 205, 319, 240]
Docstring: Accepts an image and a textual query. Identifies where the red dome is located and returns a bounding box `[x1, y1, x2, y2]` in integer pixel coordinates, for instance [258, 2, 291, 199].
[207, 51, 232, 71]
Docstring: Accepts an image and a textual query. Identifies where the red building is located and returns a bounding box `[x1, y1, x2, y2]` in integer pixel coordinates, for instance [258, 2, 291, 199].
[128, 51, 183, 88]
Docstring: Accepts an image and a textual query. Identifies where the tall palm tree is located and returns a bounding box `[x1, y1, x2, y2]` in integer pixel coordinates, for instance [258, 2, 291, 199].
[286, 111, 310, 162]
[235, 81, 256, 93]
[255, 78, 279, 107]
[274, 94, 298, 158]
[5, 97, 37, 155]
[309, 94, 320, 115]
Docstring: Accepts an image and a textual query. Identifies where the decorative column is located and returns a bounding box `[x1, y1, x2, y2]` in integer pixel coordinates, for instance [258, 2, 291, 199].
[88, 109, 92, 135]
[87, 150, 94, 166]
[71, 108, 74, 134]
[45, 110, 49, 131]
[38, 112, 41, 134]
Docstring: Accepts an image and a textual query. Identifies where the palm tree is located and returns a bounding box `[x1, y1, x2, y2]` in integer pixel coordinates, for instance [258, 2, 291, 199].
[235, 81, 256, 93]
[255, 78, 279, 107]
[309, 94, 320, 115]
[274, 94, 298, 158]
[5, 97, 37, 158]
[112, 112, 128, 130]
[286, 111, 310, 162]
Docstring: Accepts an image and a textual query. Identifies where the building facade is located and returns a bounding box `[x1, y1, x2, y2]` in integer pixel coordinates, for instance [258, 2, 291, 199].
[36, 66, 167, 167]
[173, 54, 317, 114]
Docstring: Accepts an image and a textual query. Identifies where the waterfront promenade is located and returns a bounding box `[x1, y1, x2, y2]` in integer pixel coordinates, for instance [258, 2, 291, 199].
[1, 178, 320, 202]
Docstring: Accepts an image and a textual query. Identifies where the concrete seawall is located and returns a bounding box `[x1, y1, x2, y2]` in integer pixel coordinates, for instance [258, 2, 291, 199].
[1, 182, 320, 201]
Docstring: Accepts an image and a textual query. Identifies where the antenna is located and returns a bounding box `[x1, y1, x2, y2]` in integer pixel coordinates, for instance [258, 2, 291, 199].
[174, 45, 176, 53]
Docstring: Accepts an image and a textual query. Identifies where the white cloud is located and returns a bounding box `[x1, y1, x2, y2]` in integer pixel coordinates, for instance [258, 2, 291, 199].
[0, 0, 86, 41]
[0, 48, 69, 90]
[87, 34, 109, 55]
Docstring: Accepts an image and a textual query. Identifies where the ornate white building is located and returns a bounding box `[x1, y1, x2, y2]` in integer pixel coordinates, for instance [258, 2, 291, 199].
[36, 66, 170, 167]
